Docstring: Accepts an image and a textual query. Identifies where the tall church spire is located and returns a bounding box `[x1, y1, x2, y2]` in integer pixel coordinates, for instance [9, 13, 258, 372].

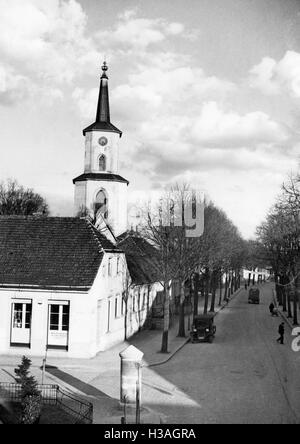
[95, 61, 110, 123]
[82, 61, 122, 137]
[74, 59, 128, 236]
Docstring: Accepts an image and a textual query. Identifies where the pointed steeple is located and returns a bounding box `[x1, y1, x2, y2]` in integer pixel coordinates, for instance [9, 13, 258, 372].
[95, 61, 110, 123]
[82, 61, 122, 137]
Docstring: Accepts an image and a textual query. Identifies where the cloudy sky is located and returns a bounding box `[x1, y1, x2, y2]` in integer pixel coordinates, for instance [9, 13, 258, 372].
[0, 0, 299, 238]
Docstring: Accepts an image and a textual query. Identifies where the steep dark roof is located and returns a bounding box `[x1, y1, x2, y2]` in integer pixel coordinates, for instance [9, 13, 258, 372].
[82, 121, 122, 136]
[82, 62, 122, 137]
[73, 173, 129, 185]
[0, 217, 119, 291]
[117, 232, 162, 285]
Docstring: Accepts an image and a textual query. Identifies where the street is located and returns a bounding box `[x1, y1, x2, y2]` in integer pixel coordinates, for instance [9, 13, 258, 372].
[141, 284, 300, 424]
[1, 283, 300, 424]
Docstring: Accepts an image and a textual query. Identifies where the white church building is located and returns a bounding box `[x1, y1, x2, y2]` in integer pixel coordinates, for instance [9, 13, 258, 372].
[0, 63, 163, 358]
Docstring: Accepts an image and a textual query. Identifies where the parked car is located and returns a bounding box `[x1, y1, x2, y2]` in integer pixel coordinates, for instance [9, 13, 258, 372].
[190, 313, 216, 343]
[248, 287, 260, 304]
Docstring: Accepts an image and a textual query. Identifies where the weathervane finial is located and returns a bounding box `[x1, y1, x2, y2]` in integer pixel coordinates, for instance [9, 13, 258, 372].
[102, 59, 108, 72]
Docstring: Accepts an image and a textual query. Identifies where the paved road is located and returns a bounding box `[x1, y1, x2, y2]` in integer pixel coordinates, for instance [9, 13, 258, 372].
[142, 283, 300, 424]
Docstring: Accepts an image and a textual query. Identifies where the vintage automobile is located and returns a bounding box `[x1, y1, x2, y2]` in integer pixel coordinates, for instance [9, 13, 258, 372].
[248, 287, 260, 304]
[190, 313, 216, 343]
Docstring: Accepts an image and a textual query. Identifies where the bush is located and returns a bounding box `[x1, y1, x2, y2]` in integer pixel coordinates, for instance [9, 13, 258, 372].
[21, 394, 42, 425]
[14, 356, 42, 424]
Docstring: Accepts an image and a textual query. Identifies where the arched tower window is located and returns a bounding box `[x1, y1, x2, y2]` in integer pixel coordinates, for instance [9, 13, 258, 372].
[99, 154, 106, 171]
[95, 189, 108, 219]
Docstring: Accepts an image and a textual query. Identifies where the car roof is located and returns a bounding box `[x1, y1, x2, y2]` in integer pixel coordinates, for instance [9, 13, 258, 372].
[194, 314, 215, 320]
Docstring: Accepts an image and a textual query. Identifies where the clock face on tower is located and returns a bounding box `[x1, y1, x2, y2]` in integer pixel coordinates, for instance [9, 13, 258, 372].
[98, 136, 108, 146]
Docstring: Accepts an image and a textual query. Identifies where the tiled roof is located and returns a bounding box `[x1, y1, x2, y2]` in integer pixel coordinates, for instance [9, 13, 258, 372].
[0, 217, 118, 290]
[117, 232, 162, 285]
[73, 173, 129, 185]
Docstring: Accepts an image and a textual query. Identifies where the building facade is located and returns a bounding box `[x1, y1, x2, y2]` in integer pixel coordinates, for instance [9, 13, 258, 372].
[0, 217, 130, 358]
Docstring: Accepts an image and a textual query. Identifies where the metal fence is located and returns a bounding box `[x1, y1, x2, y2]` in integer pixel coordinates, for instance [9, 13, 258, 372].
[0, 383, 93, 424]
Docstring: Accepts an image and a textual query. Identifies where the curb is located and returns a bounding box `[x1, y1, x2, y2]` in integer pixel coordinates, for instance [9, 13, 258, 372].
[145, 336, 190, 368]
[145, 286, 243, 368]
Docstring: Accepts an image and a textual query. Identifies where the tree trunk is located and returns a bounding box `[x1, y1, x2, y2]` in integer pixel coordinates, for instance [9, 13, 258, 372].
[224, 274, 228, 301]
[210, 270, 217, 312]
[287, 285, 292, 318]
[293, 281, 299, 326]
[124, 299, 128, 341]
[227, 274, 231, 298]
[294, 263, 299, 325]
[210, 285, 216, 312]
[231, 271, 234, 295]
[193, 273, 199, 317]
[234, 271, 238, 291]
[203, 270, 210, 314]
[275, 274, 282, 305]
[281, 276, 287, 312]
[218, 273, 223, 306]
[161, 285, 170, 353]
[177, 281, 186, 337]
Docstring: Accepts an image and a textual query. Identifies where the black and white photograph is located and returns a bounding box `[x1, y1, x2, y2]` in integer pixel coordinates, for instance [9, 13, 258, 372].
[0, 0, 299, 428]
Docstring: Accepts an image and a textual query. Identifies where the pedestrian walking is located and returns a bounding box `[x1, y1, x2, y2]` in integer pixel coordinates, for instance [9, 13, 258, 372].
[276, 322, 285, 344]
[269, 302, 274, 315]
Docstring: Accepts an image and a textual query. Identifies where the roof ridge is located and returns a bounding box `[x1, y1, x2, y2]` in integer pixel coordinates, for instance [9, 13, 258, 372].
[84, 218, 104, 255]
[117, 230, 131, 244]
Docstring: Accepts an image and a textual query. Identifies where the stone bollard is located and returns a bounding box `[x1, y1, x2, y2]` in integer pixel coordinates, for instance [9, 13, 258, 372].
[119, 345, 144, 405]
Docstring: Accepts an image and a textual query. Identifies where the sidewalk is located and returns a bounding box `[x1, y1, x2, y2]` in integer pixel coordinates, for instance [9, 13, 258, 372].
[0, 286, 242, 423]
[272, 288, 297, 330]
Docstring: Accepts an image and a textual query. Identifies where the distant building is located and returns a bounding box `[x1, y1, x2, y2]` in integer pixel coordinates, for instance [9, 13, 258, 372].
[242, 267, 271, 284]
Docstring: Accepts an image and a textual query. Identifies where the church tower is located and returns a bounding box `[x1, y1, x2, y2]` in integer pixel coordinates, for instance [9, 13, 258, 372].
[73, 62, 129, 236]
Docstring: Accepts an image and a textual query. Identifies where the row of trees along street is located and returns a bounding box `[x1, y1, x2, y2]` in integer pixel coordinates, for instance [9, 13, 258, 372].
[140, 184, 249, 354]
[256, 173, 300, 326]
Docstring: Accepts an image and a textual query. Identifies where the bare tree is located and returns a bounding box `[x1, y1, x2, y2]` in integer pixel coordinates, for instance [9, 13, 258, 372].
[0, 179, 48, 216]
[141, 184, 203, 348]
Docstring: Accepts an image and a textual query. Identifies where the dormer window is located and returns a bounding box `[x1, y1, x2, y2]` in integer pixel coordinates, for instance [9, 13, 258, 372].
[99, 154, 106, 171]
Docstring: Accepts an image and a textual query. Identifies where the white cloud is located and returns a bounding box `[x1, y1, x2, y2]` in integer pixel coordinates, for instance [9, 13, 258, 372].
[95, 9, 188, 51]
[191, 102, 289, 147]
[0, 63, 31, 104]
[249, 51, 300, 98]
[0, 0, 100, 103]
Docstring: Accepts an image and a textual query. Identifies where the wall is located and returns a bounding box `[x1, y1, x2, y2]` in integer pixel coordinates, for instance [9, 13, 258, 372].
[0, 252, 166, 359]
[126, 282, 164, 337]
[74, 179, 128, 236]
[84, 131, 120, 174]
[89, 252, 128, 354]
[0, 288, 95, 359]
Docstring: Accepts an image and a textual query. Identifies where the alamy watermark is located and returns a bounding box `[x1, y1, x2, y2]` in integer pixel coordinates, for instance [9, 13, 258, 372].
[291, 327, 300, 352]
[127, 189, 205, 238]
